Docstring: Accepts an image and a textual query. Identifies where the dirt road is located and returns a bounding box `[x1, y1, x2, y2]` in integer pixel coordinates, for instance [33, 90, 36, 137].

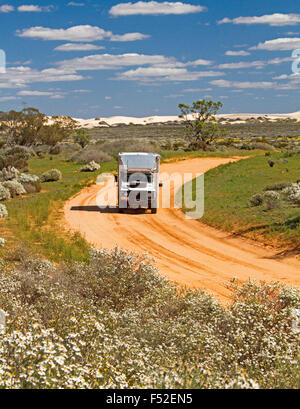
[64, 157, 300, 303]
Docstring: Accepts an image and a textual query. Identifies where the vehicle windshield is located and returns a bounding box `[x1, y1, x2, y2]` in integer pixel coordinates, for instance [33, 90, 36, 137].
[127, 172, 153, 184]
[120, 154, 158, 170]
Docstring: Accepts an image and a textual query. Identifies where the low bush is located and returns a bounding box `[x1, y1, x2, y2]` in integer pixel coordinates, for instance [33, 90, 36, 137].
[80, 161, 100, 172]
[40, 169, 62, 183]
[19, 173, 40, 184]
[251, 142, 275, 151]
[0, 248, 298, 389]
[0, 166, 19, 182]
[263, 190, 281, 210]
[264, 182, 292, 191]
[0, 151, 30, 171]
[250, 193, 264, 207]
[2, 180, 26, 198]
[282, 183, 300, 205]
[0, 184, 11, 201]
[49, 145, 61, 155]
[71, 148, 112, 164]
[0, 204, 8, 218]
[250, 191, 280, 210]
[5, 146, 35, 158]
[22, 181, 42, 194]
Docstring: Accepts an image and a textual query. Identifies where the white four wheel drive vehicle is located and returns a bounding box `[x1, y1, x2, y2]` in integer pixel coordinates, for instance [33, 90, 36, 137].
[118, 152, 161, 214]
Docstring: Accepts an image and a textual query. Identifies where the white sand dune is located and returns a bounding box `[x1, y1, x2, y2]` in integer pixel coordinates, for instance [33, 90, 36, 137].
[71, 111, 300, 128]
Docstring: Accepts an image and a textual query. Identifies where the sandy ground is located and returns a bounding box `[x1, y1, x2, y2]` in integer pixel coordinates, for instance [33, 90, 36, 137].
[43, 111, 300, 128]
[63, 157, 300, 303]
[61, 111, 300, 128]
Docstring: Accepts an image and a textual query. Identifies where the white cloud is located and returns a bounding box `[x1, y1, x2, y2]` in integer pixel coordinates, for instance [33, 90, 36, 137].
[17, 25, 149, 43]
[0, 96, 19, 101]
[17, 5, 52, 12]
[218, 13, 300, 27]
[54, 43, 105, 51]
[0, 5, 14, 12]
[273, 73, 300, 81]
[0, 66, 85, 89]
[251, 37, 300, 50]
[183, 87, 212, 92]
[115, 67, 224, 81]
[17, 25, 110, 42]
[56, 53, 174, 70]
[109, 1, 206, 16]
[54, 53, 219, 82]
[217, 56, 292, 70]
[211, 79, 297, 90]
[225, 50, 250, 56]
[72, 89, 91, 93]
[185, 59, 212, 66]
[18, 90, 55, 96]
[18, 90, 65, 99]
[218, 61, 265, 69]
[68, 2, 85, 6]
[110, 32, 150, 41]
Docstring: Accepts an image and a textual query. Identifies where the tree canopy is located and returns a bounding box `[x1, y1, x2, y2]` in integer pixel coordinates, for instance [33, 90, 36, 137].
[0, 108, 78, 147]
[179, 99, 226, 151]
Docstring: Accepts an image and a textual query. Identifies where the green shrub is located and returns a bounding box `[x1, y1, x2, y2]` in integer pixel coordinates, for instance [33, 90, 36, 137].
[71, 148, 112, 164]
[252, 142, 275, 151]
[19, 173, 40, 184]
[264, 182, 292, 191]
[263, 190, 281, 210]
[41, 169, 62, 183]
[0, 153, 28, 171]
[0, 183, 11, 201]
[22, 181, 42, 194]
[2, 180, 26, 197]
[0, 204, 8, 218]
[49, 145, 61, 155]
[80, 161, 100, 172]
[250, 193, 264, 207]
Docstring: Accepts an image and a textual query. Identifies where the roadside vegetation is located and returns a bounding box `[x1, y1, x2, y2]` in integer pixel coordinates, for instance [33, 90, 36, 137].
[184, 151, 300, 249]
[0, 247, 299, 388]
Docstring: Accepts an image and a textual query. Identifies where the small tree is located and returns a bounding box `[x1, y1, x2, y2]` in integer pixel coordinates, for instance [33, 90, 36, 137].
[0, 109, 78, 147]
[73, 128, 91, 149]
[178, 99, 226, 151]
[0, 110, 24, 146]
[40, 116, 78, 146]
[0, 108, 45, 147]
[17, 107, 45, 146]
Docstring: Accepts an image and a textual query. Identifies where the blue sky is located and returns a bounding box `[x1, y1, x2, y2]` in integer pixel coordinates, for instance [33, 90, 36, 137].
[0, 0, 300, 117]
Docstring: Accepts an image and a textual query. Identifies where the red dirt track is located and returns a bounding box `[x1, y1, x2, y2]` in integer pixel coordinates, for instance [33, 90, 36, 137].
[64, 157, 300, 303]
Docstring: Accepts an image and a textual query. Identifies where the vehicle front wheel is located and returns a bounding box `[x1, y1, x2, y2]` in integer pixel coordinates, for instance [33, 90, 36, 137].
[151, 208, 157, 214]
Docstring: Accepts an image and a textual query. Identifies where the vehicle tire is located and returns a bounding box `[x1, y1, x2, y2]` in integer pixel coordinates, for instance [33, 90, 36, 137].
[151, 208, 157, 214]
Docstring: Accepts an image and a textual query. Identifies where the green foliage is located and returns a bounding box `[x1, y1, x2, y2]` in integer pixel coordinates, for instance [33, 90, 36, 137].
[264, 182, 292, 191]
[71, 147, 112, 164]
[0, 248, 298, 388]
[72, 128, 91, 149]
[0, 184, 10, 201]
[178, 99, 226, 151]
[2, 155, 116, 262]
[40, 169, 62, 183]
[250, 193, 264, 207]
[0, 108, 77, 147]
[2, 180, 26, 198]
